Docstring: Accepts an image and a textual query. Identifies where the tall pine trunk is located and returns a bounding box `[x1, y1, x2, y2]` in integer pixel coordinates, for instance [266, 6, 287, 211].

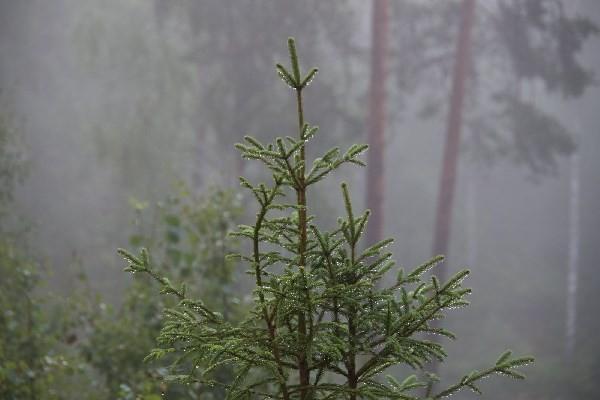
[429, 0, 476, 380]
[432, 0, 476, 274]
[365, 0, 389, 247]
[465, 144, 478, 270]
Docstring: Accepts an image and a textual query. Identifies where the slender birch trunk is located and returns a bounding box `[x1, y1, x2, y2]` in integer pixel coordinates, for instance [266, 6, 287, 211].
[565, 139, 580, 362]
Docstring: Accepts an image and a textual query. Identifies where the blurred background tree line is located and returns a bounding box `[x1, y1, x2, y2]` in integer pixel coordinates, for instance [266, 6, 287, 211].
[0, 0, 599, 399]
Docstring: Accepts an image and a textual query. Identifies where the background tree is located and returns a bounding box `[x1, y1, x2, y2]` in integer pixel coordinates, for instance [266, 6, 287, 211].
[365, 0, 390, 247]
[0, 108, 99, 400]
[83, 185, 244, 399]
[442, 2, 596, 392]
[565, 132, 580, 362]
[152, 0, 364, 186]
[432, 0, 476, 282]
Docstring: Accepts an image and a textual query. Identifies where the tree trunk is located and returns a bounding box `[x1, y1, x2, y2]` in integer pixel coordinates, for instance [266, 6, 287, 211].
[465, 135, 480, 269]
[365, 0, 389, 247]
[429, 0, 476, 381]
[432, 0, 476, 272]
[565, 140, 580, 362]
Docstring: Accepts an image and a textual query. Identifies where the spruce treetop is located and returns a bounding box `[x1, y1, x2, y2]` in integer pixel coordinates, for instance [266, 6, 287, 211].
[119, 37, 533, 400]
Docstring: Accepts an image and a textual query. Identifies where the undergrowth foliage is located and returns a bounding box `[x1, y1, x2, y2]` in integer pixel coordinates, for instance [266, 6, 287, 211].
[119, 38, 533, 400]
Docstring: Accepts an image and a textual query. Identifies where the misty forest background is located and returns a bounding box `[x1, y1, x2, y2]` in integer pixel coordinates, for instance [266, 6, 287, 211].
[1, 0, 600, 399]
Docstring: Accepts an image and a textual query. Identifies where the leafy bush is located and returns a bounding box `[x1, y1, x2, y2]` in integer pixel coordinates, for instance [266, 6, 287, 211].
[88, 185, 243, 399]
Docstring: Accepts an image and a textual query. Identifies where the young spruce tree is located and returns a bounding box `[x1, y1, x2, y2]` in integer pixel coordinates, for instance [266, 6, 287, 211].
[119, 38, 533, 400]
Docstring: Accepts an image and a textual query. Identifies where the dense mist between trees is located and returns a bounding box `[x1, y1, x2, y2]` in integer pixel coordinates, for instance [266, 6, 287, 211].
[1, 1, 599, 399]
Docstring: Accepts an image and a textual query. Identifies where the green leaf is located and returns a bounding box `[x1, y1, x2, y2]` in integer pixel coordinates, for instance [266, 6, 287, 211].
[164, 214, 180, 227]
[166, 230, 180, 243]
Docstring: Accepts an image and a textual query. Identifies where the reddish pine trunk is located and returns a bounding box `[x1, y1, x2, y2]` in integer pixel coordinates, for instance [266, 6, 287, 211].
[432, 0, 476, 268]
[429, 0, 476, 382]
[365, 0, 389, 247]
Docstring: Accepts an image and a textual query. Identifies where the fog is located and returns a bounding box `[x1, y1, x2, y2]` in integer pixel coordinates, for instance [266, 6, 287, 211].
[1, 1, 599, 399]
